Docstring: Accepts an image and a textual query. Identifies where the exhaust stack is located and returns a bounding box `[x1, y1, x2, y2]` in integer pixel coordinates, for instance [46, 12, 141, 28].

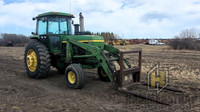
[79, 12, 84, 33]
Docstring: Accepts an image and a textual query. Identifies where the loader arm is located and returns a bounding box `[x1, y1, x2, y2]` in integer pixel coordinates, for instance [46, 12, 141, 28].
[66, 38, 114, 82]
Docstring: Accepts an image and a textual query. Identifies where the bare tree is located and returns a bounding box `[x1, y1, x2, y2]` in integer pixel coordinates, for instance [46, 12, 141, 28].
[169, 28, 200, 50]
[179, 28, 198, 39]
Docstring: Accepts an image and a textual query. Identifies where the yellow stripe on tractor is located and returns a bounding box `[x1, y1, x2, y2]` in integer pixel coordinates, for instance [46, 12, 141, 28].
[62, 40, 104, 43]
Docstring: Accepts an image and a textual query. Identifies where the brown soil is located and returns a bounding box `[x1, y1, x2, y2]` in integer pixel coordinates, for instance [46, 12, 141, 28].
[0, 45, 199, 112]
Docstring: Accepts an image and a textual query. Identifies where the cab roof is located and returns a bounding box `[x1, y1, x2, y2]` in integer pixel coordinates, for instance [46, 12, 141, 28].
[36, 12, 75, 18]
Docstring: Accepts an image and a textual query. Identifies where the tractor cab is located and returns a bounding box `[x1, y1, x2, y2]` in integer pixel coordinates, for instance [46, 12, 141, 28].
[31, 12, 75, 52]
[33, 12, 74, 35]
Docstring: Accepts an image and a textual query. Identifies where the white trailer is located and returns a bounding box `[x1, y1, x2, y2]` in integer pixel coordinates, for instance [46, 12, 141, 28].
[149, 40, 158, 45]
[149, 39, 164, 45]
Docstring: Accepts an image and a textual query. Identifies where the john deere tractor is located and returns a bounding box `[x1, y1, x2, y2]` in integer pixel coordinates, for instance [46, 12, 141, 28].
[24, 12, 142, 89]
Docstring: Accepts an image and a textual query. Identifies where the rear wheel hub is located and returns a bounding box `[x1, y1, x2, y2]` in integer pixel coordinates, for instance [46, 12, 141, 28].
[26, 49, 37, 72]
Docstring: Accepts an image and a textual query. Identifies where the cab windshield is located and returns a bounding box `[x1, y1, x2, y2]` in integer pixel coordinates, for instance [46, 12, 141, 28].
[48, 17, 72, 35]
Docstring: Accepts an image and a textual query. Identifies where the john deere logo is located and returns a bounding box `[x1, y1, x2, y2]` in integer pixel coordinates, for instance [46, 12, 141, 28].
[148, 64, 169, 93]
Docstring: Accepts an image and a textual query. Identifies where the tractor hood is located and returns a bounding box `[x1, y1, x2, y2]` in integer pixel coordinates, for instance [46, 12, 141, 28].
[61, 35, 104, 43]
[61, 35, 105, 51]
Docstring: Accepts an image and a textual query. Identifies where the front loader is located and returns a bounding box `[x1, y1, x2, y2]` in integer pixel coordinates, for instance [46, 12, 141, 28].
[25, 12, 181, 105]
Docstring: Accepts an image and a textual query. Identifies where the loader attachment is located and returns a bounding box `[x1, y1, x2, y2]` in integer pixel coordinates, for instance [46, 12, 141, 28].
[113, 50, 170, 105]
[102, 45, 142, 84]
[113, 50, 183, 105]
[117, 50, 142, 87]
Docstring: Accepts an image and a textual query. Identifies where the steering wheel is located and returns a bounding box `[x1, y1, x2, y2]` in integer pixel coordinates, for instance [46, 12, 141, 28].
[55, 30, 62, 34]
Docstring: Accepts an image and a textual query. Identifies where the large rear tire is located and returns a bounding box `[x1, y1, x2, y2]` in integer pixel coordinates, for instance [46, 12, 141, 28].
[24, 40, 51, 79]
[65, 64, 85, 89]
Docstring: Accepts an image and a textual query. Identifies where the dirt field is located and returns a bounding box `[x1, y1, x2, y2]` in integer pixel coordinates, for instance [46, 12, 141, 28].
[0, 45, 199, 112]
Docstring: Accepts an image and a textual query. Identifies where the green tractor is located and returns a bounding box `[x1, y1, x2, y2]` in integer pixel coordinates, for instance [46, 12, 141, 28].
[24, 12, 142, 89]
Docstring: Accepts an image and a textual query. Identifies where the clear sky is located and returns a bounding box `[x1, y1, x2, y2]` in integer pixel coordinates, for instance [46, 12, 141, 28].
[0, 0, 200, 39]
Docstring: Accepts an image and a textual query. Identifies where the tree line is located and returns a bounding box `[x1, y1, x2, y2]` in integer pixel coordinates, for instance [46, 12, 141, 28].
[169, 28, 200, 50]
[84, 31, 121, 41]
[0, 33, 30, 46]
[0, 32, 119, 46]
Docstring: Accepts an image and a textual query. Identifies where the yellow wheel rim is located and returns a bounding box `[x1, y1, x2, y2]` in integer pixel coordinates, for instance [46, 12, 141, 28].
[68, 71, 76, 84]
[101, 68, 107, 77]
[26, 49, 37, 72]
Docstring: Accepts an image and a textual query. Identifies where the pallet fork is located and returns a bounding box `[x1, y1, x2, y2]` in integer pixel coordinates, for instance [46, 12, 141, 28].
[105, 49, 183, 105]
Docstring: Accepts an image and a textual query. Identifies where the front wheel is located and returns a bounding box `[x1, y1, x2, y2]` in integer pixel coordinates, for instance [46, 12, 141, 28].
[98, 67, 110, 82]
[98, 62, 116, 82]
[65, 64, 85, 89]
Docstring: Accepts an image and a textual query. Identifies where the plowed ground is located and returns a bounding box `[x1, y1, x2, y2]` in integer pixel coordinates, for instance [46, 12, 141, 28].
[0, 45, 199, 112]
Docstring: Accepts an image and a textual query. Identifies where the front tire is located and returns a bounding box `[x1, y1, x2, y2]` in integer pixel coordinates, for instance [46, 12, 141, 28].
[98, 62, 116, 82]
[24, 40, 51, 79]
[65, 64, 85, 89]
[98, 67, 110, 82]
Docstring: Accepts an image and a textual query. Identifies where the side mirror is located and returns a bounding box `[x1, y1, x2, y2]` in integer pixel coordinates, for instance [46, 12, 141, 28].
[42, 18, 46, 22]
[72, 20, 74, 24]
[32, 17, 36, 21]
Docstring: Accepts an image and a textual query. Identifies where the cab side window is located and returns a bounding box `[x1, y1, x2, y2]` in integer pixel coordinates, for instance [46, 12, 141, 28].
[38, 18, 47, 35]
